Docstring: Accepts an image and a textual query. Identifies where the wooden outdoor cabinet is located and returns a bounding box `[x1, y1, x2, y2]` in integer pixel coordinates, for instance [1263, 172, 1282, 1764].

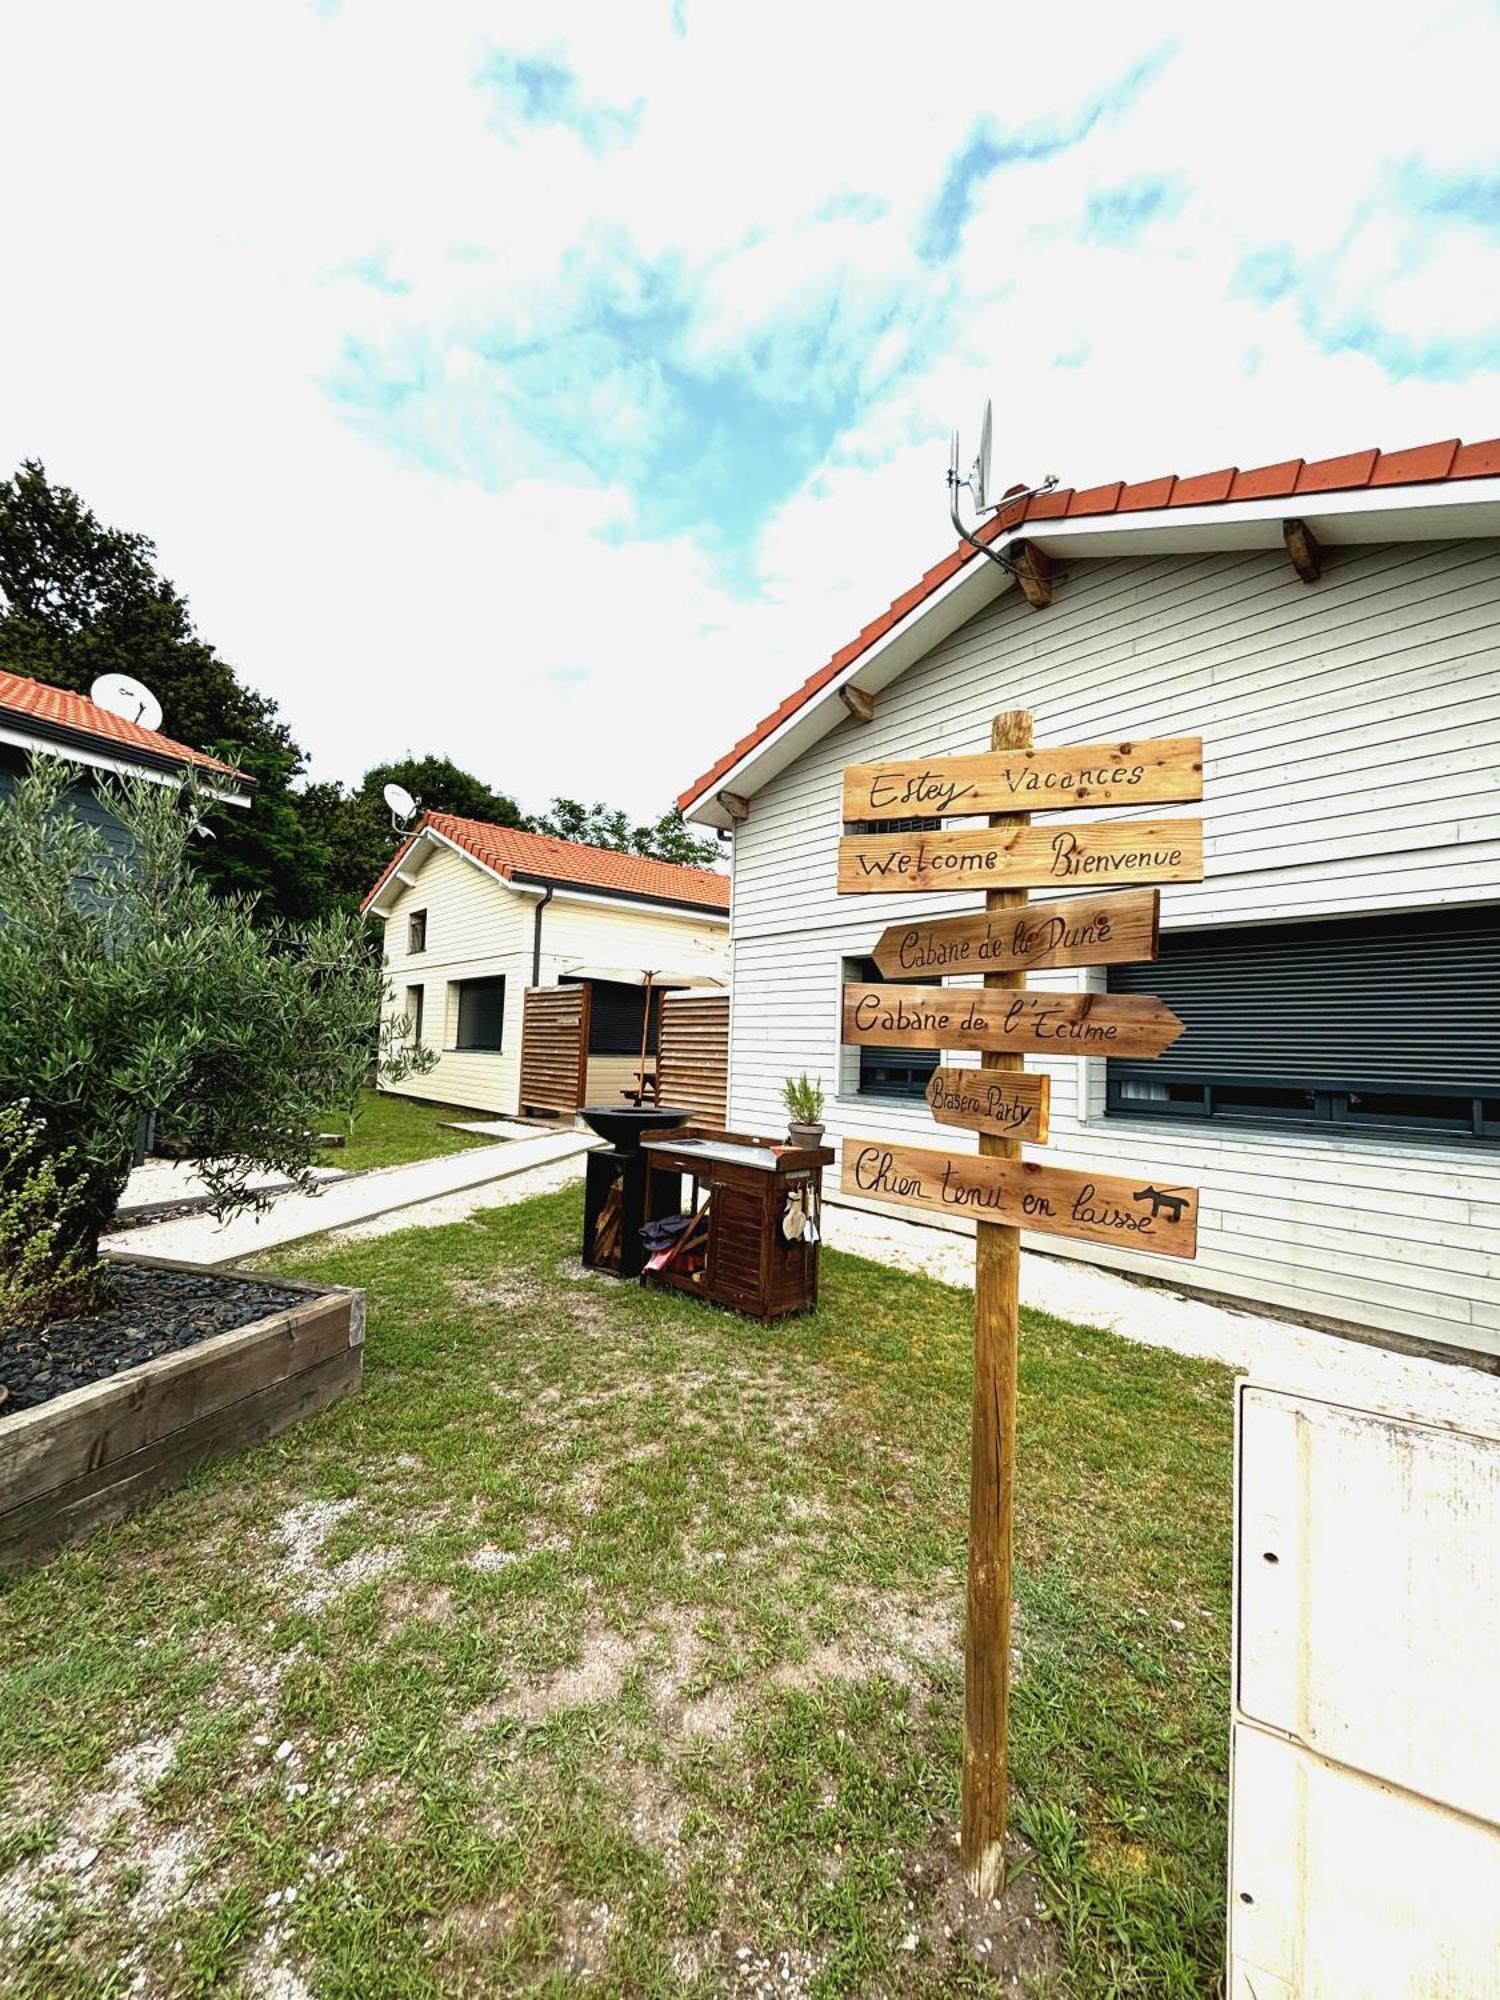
[639, 1131, 834, 1322]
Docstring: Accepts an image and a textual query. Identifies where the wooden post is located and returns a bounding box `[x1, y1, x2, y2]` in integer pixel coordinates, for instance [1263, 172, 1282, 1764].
[961, 706, 1032, 1900]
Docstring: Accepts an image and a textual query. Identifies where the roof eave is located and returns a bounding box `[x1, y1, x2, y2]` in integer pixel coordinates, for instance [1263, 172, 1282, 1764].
[680, 475, 1500, 828]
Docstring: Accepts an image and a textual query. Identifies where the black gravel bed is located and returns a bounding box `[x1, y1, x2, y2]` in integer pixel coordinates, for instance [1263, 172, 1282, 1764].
[1, 1266, 312, 1419]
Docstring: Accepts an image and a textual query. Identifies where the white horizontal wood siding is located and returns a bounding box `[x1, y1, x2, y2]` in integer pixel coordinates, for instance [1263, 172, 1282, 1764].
[377, 849, 729, 1117]
[378, 844, 531, 1114]
[726, 538, 1500, 1354]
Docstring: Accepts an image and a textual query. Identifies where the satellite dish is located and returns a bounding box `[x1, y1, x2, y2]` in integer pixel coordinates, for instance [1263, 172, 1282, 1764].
[90, 672, 163, 734]
[970, 399, 994, 513]
[383, 782, 419, 830]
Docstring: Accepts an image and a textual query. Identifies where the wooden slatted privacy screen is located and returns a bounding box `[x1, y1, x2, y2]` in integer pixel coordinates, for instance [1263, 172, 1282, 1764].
[521, 985, 588, 1115]
[655, 990, 729, 1127]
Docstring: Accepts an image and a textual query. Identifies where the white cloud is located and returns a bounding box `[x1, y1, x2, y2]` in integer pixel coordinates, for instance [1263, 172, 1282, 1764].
[0, 0, 1496, 826]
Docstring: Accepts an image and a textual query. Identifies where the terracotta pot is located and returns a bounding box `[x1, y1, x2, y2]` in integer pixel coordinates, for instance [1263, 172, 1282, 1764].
[787, 1121, 825, 1150]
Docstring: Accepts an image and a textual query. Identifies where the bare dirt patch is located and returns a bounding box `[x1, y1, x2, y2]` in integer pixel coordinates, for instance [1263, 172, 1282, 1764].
[507, 1618, 636, 1723]
[904, 1840, 1062, 1991]
[266, 1497, 398, 1613]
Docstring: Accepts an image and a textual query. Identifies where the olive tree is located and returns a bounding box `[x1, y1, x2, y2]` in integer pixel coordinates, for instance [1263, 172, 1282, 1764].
[0, 759, 433, 1309]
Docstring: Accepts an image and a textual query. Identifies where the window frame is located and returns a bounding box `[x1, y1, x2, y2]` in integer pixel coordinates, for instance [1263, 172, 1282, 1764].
[452, 975, 507, 1053]
[407, 908, 427, 955]
[405, 983, 424, 1047]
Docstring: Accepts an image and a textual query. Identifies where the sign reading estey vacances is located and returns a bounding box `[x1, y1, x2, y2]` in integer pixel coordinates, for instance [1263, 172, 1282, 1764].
[842, 736, 1203, 821]
[842, 1140, 1199, 1259]
[837, 818, 1203, 895]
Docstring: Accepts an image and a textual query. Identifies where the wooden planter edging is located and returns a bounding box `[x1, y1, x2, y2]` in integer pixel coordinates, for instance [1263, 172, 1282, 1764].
[0, 1254, 365, 1576]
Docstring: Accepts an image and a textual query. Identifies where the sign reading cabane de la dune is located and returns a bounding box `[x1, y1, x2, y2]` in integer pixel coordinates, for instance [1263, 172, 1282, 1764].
[842, 1140, 1199, 1259]
[872, 886, 1159, 978]
[842, 736, 1202, 822]
[842, 984, 1186, 1059]
[837, 818, 1203, 895]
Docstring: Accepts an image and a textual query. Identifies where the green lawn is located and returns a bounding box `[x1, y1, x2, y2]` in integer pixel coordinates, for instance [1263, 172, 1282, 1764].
[0, 1189, 1234, 1998]
[322, 1089, 498, 1172]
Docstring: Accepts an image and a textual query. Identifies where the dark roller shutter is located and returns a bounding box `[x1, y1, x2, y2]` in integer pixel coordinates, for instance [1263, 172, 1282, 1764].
[1107, 904, 1500, 1141]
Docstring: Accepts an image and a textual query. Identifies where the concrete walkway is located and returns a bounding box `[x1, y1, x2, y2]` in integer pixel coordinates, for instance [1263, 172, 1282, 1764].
[104, 1131, 599, 1266]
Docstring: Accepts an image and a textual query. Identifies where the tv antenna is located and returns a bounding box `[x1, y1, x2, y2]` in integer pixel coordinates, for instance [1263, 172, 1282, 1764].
[947, 399, 1058, 580]
[383, 782, 420, 834]
[90, 672, 163, 734]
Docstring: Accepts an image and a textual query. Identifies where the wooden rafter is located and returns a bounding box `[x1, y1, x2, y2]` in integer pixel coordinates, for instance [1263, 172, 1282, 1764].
[1283, 517, 1322, 584]
[1009, 540, 1053, 609]
[839, 684, 876, 724]
[716, 789, 750, 823]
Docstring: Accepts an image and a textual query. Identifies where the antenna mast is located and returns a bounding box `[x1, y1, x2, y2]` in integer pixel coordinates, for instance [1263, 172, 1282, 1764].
[947, 399, 1057, 580]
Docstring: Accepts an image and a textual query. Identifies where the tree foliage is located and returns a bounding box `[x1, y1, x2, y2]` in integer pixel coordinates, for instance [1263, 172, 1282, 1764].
[529, 797, 720, 867]
[0, 460, 331, 920]
[298, 755, 527, 914]
[0, 759, 433, 1295]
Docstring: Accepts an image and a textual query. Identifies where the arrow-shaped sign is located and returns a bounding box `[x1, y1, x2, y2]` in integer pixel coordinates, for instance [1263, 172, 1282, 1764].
[842, 984, 1186, 1059]
[842, 1139, 1199, 1259]
[872, 886, 1160, 978]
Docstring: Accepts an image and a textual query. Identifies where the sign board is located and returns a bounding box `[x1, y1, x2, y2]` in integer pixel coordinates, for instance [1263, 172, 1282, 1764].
[872, 886, 1159, 978]
[843, 736, 1202, 822]
[842, 1139, 1199, 1259]
[837, 818, 1203, 895]
[842, 984, 1185, 1059]
[926, 1067, 1050, 1142]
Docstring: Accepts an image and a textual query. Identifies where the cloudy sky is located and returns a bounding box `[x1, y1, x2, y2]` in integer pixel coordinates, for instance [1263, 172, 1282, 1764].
[2, 2, 1498, 818]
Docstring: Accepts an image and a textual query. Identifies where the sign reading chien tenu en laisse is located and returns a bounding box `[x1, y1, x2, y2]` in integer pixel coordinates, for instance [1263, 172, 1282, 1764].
[832, 708, 1205, 1898]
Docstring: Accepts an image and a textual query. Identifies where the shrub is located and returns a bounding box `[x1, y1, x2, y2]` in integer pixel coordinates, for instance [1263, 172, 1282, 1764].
[0, 758, 436, 1288]
[781, 1073, 825, 1126]
[0, 1099, 103, 1330]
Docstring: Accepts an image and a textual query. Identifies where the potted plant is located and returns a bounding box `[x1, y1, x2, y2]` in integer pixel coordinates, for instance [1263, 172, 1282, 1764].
[782, 1074, 825, 1150]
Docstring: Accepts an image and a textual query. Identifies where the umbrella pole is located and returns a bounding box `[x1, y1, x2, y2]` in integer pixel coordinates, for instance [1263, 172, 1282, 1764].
[637, 972, 655, 1103]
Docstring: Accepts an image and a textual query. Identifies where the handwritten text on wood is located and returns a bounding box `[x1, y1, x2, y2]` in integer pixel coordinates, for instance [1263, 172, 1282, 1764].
[842, 984, 1185, 1059]
[843, 737, 1203, 822]
[842, 1140, 1199, 1259]
[872, 887, 1159, 979]
[925, 1067, 1050, 1142]
[837, 819, 1203, 895]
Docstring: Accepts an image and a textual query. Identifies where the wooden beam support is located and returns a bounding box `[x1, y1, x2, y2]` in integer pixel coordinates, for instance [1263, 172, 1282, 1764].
[1009, 539, 1053, 609]
[716, 789, 750, 824]
[839, 683, 877, 724]
[1283, 517, 1322, 584]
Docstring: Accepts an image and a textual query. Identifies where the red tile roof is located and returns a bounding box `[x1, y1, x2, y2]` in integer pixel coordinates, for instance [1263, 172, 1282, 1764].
[0, 667, 247, 783]
[677, 432, 1500, 813]
[363, 810, 731, 914]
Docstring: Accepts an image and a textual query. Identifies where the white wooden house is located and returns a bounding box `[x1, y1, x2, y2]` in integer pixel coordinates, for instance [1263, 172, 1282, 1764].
[363, 813, 729, 1117]
[677, 435, 1500, 1357]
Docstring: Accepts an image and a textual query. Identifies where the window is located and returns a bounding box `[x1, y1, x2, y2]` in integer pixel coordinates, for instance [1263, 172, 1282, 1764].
[405, 984, 424, 1046]
[453, 976, 507, 1052]
[407, 909, 427, 954]
[1105, 904, 1500, 1144]
[561, 977, 657, 1055]
[842, 955, 941, 1100]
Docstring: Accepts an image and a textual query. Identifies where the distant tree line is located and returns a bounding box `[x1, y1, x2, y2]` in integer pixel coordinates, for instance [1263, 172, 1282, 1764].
[0, 461, 720, 922]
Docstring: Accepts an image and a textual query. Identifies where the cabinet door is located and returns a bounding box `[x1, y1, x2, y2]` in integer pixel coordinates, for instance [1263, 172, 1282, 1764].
[1230, 1722, 1500, 1999]
[707, 1184, 766, 1308]
[1238, 1388, 1500, 1826]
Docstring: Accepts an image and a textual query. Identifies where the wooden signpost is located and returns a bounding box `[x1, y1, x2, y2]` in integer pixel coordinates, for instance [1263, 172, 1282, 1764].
[926, 1068, 1050, 1144]
[834, 708, 1205, 1902]
[842, 735, 1202, 822]
[837, 817, 1204, 895]
[842, 984, 1186, 1059]
[871, 885, 1160, 978]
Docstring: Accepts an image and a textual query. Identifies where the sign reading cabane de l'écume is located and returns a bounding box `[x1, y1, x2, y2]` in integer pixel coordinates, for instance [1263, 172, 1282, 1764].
[836, 817, 1204, 895]
[842, 735, 1202, 822]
